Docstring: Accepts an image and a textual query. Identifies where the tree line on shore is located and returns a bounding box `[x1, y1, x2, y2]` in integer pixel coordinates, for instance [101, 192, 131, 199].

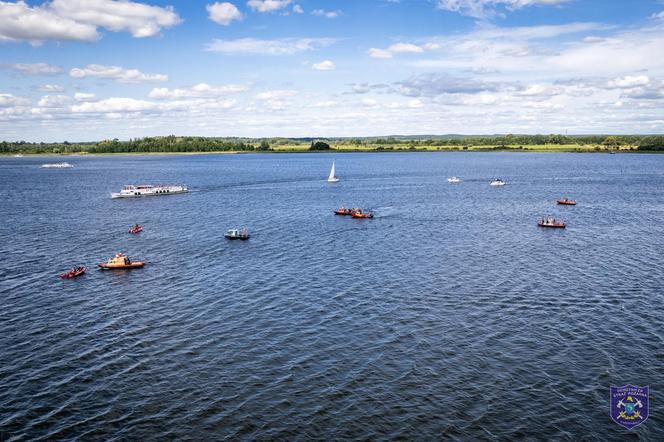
[2, 134, 664, 154]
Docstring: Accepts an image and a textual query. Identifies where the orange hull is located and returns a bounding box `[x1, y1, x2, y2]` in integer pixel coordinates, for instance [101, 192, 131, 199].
[98, 262, 145, 269]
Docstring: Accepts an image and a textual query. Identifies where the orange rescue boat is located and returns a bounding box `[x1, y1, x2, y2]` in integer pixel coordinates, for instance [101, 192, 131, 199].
[98, 253, 145, 269]
[351, 209, 374, 219]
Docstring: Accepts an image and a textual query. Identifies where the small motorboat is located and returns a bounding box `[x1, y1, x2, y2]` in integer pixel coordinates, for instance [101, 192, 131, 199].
[60, 266, 86, 279]
[351, 209, 374, 219]
[225, 228, 250, 240]
[128, 224, 143, 234]
[490, 179, 506, 186]
[448, 176, 461, 183]
[334, 207, 354, 216]
[538, 217, 566, 228]
[557, 198, 577, 206]
[98, 253, 145, 269]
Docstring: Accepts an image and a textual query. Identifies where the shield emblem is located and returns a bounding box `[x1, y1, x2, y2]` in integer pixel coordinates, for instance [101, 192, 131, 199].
[610, 385, 649, 429]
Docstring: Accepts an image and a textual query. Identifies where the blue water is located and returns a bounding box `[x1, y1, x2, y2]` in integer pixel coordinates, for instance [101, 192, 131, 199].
[1, 152, 663, 440]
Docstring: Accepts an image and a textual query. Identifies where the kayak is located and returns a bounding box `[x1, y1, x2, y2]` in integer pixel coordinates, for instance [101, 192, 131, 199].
[60, 267, 86, 279]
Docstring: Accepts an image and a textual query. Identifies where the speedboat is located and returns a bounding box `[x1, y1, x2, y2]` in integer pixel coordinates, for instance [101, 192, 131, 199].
[448, 176, 461, 183]
[41, 162, 73, 168]
[351, 209, 374, 219]
[334, 207, 354, 216]
[60, 266, 86, 279]
[557, 198, 577, 206]
[128, 224, 143, 234]
[490, 179, 506, 186]
[225, 228, 250, 240]
[111, 184, 188, 199]
[538, 217, 566, 228]
[98, 253, 145, 269]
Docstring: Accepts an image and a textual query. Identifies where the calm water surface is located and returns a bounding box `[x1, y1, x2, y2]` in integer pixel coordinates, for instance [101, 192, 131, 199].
[0, 152, 663, 440]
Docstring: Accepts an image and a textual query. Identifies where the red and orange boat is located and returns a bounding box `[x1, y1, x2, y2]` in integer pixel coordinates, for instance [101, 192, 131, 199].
[98, 253, 145, 270]
[334, 207, 354, 216]
[128, 224, 143, 234]
[557, 198, 577, 206]
[60, 266, 86, 279]
[538, 217, 566, 228]
[351, 209, 374, 219]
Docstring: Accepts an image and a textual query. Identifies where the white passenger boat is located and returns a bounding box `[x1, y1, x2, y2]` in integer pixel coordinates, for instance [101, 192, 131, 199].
[111, 184, 188, 199]
[448, 176, 460, 183]
[41, 162, 73, 168]
[490, 179, 506, 186]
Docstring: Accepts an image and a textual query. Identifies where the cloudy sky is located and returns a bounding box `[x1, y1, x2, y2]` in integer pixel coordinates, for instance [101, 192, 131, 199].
[2, 0, 664, 141]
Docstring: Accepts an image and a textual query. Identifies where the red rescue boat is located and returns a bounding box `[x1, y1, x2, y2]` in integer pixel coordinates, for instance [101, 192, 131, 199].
[557, 198, 577, 206]
[60, 266, 86, 279]
[351, 209, 374, 219]
[128, 224, 143, 234]
[334, 207, 354, 216]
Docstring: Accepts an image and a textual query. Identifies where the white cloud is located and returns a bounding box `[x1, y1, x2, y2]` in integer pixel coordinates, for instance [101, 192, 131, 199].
[367, 48, 393, 59]
[388, 43, 424, 53]
[0, 93, 29, 108]
[49, 0, 181, 38]
[435, 0, 570, 19]
[206, 37, 335, 55]
[312, 9, 340, 18]
[293, 4, 303, 14]
[362, 98, 379, 109]
[255, 89, 296, 110]
[368, 43, 425, 59]
[38, 84, 65, 92]
[0, 1, 98, 44]
[38, 94, 71, 108]
[70, 64, 168, 83]
[247, 0, 291, 13]
[0, 0, 180, 44]
[312, 60, 335, 71]
[207, 2, 243, 25]
[149, 83, 249, 99]
[4, 62, 63, 75]
[70, 96, 236, 114]
[74, 92, 97, 102]
[607, 75, 650, 89]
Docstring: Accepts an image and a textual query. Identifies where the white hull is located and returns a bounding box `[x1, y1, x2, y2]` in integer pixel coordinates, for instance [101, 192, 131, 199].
[327, 177, 340, 183]
[41, 162, 73, 168]
[111, 185, 188, 199]
[490, 181, 505, 186]
[448, 177, 460, 183]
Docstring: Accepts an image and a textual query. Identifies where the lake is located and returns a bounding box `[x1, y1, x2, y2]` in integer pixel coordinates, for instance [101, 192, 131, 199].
[1, 152, 662, 440]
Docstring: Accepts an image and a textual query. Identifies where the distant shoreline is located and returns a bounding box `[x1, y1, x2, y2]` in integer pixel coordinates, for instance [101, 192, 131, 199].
[3, 148, 663, 156]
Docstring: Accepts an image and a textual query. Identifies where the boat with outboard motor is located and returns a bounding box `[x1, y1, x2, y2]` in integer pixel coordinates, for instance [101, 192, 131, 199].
[334, 207, 356, 216]
[557, 198, 577, 206]
[538, 217, 566, 228]
[98, 253, 145, 269]
[111, 184, 188, 199]
[490, 179, 506, 186]
[351, 209, 374, 219]
[41, 162, 73, 169]
[128, 224, 143, 234]
[448, 176, 461, 183]
[60, 266, 86, 279]
[225, 228, 250, 240]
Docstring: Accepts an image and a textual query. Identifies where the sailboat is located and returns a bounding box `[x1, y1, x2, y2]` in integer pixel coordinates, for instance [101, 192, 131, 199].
[327, 161, 340, 183]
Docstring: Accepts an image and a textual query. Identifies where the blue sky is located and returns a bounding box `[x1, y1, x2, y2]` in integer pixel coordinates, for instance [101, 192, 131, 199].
[1, 0, 664, 141]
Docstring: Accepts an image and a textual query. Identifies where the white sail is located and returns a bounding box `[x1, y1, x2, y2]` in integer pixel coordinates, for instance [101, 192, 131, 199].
[327, 162, 339, 182]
